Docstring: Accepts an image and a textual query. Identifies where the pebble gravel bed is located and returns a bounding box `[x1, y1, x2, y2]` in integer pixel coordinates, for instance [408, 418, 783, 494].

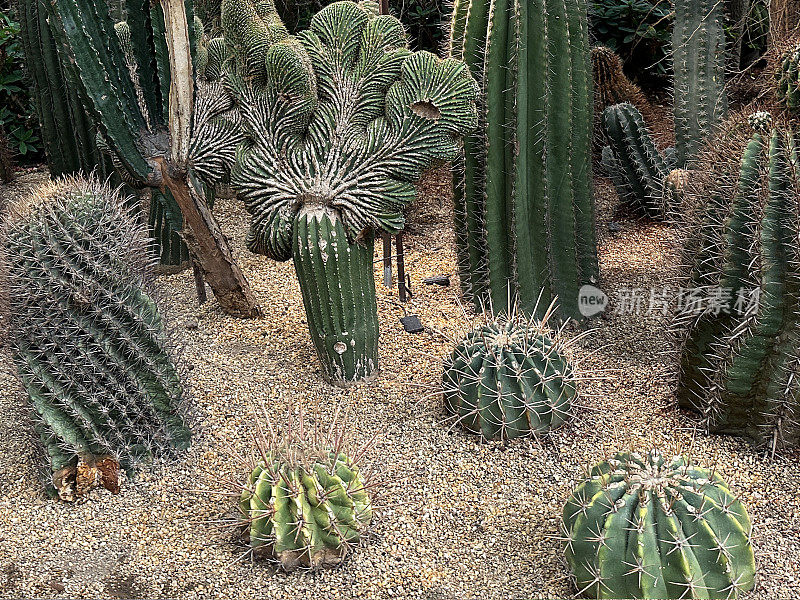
[0, 168, 798, 599]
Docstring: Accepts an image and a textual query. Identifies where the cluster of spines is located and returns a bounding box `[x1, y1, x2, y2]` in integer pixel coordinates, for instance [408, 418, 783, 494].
[449, 0, 597, 320]
[591, 46, 652, 122]
[2, 177, 191, 499]
[672, 0, 727, 167]
[601, 103, 678, 220]
[675, 114, 800, 451]
[775, 42, 800, 111]
[561, 450, 756, 599]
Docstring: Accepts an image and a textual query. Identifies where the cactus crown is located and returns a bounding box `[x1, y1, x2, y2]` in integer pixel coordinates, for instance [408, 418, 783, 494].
[2, 177, 191, 499]
[214, 0, 478, 251]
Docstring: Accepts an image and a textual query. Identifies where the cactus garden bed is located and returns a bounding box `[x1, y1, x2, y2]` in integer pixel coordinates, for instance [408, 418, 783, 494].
[0, 166, 798, 599]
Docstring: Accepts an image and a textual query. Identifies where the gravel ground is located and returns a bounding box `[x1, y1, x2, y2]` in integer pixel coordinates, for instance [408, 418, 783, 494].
[0, 165, 798, 600]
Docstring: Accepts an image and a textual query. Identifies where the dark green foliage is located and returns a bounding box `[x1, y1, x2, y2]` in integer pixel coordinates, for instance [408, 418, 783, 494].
[589, 0, 673, 79]
[676, 115, 800, 451]
[450, 0, 597, 320]
[442, 306, 576, 440]
[562, 450, 755, 599]
[601, 103, 679, 220]
[3, 177, 191, 500]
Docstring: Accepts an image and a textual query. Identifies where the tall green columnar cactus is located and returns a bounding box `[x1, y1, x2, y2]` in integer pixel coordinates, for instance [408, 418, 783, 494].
[676, 115, 800, 450]
[217, 0, 478, 384]
[15, 0, 109, 177]
[2, 177, 191, 501]
[562, 450, 755, 599]
[672, 0, 727, 167]
[601, 103, 680, 220]
[449, 0, 597, 320]
[42, 0, 259, 316]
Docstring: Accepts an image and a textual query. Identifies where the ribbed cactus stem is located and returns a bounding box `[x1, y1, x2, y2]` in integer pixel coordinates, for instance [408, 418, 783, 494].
[776, 42, 800, 112]
[672, 0, 727, 166]
[293, 209, 379, 385]
[450, 0, 597, 320]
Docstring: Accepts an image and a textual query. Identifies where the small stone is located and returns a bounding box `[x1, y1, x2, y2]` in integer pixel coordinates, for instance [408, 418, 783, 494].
[185, 318, 199, 330]
[48, 581, 66, 592]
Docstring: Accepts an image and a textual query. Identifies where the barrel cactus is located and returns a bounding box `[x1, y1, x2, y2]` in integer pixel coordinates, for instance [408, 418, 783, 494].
[2, 177, 191, 501]
[213, 0, 478, 384]
[601, 103, 679, 220]
[591, 46, 651, 121]
[775, 42, 800, 112]
[449, 0, 597, 320]
[442, 304, 577, 439]
[676, 114, 800, 450]
[562, 450, 756, 599]
[237, 410, 374, 570]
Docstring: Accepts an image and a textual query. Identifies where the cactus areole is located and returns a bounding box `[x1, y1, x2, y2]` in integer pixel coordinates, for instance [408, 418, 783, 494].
[562, 450, 755, 599]
[219, 0, 478, 385]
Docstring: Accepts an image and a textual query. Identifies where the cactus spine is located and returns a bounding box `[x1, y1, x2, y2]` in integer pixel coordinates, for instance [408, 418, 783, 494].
[449, 0, 597, 320]
[601, 103, 679, 220]
[775, 42, 800, 112]
[672, 0, 727, 166]
[218, 0, 478, 384]
[442, 302, 576, 439]
[2, 177, 191, 501]
[676, 116, 800, 450]
[562, 450, 755, 599]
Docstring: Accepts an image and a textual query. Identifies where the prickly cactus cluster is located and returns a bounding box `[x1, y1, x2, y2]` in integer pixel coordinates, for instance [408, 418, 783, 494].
[676, 114, 800, 450]
[562, 450, 756, 599]
[2, 177, 191, 500]
[776, 42, 800, 111]
[443, 303, 577, 440]
[237, 409, 373, 571]
[591, 46, 650, 120]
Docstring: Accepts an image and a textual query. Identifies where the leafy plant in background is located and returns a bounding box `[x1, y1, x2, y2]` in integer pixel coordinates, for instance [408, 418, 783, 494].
[0, 9, 41, 158]
[589, 0, 673, 79]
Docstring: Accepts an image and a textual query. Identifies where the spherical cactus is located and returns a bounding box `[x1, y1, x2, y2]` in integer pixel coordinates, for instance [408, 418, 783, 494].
[239, 450, 373, 570]
[561, 450, 756, 599]
[776, 42, 800, 111]
[442, 306, 577, 440]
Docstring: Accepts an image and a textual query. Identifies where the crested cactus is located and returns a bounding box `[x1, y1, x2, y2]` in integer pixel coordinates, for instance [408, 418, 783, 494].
[236, 407, 374, 570]
[562, 450, 756, 599]
[676, 114, 800, 450]
[449, 0, 597, 320]
[442, 302, 577, 439]
[41, 0, 259, 315]
[673, 0, 727, 167]
[210, 0, 478, 384]
[775, 42, 800, 112]
[2, 177, 191, 501]
[601, 103, 679, 220]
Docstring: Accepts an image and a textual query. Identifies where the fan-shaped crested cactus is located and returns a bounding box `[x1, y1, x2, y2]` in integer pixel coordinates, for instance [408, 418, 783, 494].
[562, 450, 755, 599]
[2, 177, 191, 501]
[676, 114, 800, 450]
[449, 0, 597, 320]
[235, 406, 374, 570]
[442, 301, 576, 439]
[601, 103, 679, 220]
[776, 42, 800, 112]
[214, 0, 478, 384]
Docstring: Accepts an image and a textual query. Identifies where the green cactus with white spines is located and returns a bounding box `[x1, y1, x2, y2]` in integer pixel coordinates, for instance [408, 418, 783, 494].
[676, 115, 800, 450]
[442, 303, 576, 440]
[672, 0, 727, 166]
[211, 0, 478, 384]
[449, 0, 597, 320]
[601, 103, 678, 220]
[776, 42, 800, 112]
[2, 177, 191, 500]
[562, 450, 755, 599]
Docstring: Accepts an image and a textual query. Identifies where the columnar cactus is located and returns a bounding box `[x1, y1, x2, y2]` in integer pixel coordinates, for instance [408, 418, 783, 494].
[213, 0, 478, 384]
[672, 0, 727, 166]
[775, 42, 800, 112]
[676, 114, 800, 450]
[450, 0, 597, 320]
[2, 177, 191, 500]
[562, 450, 756, 599]
[601, 103, 679, 220]
[236, 409, 374, 570]
[442, 303, 577, 439]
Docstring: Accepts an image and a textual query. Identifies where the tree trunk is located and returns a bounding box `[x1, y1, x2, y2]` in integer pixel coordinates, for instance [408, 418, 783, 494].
[159, 161, 261, 317]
